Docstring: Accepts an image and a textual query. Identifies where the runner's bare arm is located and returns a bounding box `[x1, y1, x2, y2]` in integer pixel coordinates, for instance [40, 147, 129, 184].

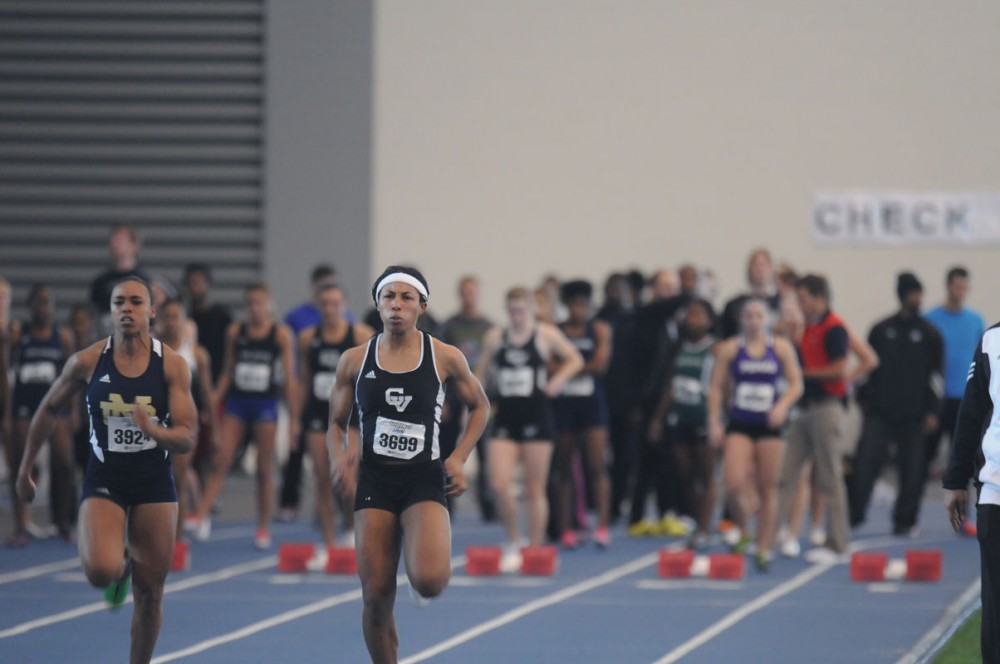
[539, 323, 584, 397]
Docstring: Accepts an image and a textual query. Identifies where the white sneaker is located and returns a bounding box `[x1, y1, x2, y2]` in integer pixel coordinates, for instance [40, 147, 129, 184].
[306, 547, 329, 572]
[804, 547, 849, 565]
[499, 542, 523, 574]
[408, 582, 432, 607]
[722, 527, 742, 548]
[193, 518, 211, 542]
[254, 530, 272, 550]
[809, 527, 827, 547]
[780, 538, 801, 558]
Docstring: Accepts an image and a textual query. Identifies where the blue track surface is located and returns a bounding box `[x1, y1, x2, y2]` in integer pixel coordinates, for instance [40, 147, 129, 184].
[0, 499, 981, 663]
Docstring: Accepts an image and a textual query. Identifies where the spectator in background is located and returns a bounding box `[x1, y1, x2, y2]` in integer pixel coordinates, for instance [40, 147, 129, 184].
[720, 248, 782, 339]
[942, 320, 1000, 664]
[924, 267, 985, 491]
[183, 263, 232, 384]
[89, 224, 150, 335]
[596, 273, 640, 523]
[440, 275, 495, 521]
[284, 264, 356, 334]
[628, 269, 692, 536]
[774, 274, 853, 563]
[849, 273, 943, 536]
[678, 264, 700, 298]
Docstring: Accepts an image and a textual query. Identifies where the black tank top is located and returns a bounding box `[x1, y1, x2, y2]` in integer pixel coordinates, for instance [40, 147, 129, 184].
[13, 323, 66, 403]
[230, 323, 279, 398]
[305, 324, 356, 415]
[86, 337, 171, 473]
[355, 332, 444, 465]
[494, 329, 547, 405]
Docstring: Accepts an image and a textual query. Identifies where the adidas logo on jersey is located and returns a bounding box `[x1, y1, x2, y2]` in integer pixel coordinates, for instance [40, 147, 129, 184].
[99, 374, 111, 383]
[364, 370, 376, 379]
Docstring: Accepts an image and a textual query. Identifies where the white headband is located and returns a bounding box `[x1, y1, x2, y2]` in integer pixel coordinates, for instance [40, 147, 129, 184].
[375, 273, 429, 302]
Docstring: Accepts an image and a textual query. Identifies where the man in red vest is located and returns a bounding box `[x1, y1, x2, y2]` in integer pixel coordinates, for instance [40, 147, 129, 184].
[775, 274, 852, 563]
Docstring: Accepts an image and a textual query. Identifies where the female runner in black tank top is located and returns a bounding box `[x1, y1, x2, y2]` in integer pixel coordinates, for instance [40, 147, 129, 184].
[476, 287, 582, 567]
[16, 277, 197, 663]
[5, 284, 76, 545]
[328, 266, 489, 664]
[298, 283, 373, 549]
[191, 282, 298, 550]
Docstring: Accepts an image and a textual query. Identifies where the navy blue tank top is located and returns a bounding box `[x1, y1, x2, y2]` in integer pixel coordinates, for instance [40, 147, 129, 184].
[305, 324, 357, 416]
[230, 323, 279, 398]
[355, 332, 444, 465]
[86, 337, 171, 472]
[13, 324, 66, 407]
[557, 321, 602, 399]
[728, 337, 782, 427]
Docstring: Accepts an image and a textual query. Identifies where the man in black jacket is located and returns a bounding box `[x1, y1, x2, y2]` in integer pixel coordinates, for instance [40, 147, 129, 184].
[943, 322, 1000, 664]
[849, 272, 943, 535]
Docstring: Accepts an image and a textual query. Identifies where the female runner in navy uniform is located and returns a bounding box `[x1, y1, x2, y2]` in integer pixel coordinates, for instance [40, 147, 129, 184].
[328, 266, 489, 664]
[299, 283, 373, 549]
[6, 285, 76, 544]
[16, 276, 196, 664]
[552, 280, 613, 549]
[708, 298, 801, 570]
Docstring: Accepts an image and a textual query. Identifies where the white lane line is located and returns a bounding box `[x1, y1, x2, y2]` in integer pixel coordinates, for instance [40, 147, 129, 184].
[0, 557, 80, 585]
[0, 556, 277, 639]
[399, 552, 659, 664]
[151, 587, 363, 662]
[898, 578, 982, 664]
[650, 561, 836, 664]
[151, 555, 469, 663]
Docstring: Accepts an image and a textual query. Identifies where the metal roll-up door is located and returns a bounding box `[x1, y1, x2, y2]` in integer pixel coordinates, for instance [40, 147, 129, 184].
[0, 0, 264, 321]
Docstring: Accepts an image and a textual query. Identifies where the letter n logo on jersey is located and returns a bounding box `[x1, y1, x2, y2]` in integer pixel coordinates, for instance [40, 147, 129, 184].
[385, 388, 412, 413]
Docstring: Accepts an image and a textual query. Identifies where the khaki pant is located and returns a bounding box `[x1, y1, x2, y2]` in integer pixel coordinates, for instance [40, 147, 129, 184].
[777, 399, 851, 553]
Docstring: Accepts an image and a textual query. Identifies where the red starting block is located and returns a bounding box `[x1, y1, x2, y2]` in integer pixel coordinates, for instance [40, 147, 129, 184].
[849, 549, 942, 583]
[171, 541, 190, 572]
[905, 550, 942, 582]
[708, 554, 745, 580]
[657, 550, 744, 580]
[466, 546, 503, 576]
[850, 552, 889, 582]
[277, 543, 317, 573]
[658, 549, 696, 578]
[325, 547, 358, 575]
[520, 546, 558, 576]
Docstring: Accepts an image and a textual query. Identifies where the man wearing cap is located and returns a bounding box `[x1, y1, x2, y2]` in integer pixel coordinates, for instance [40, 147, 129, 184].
[849, 272, 944, 535]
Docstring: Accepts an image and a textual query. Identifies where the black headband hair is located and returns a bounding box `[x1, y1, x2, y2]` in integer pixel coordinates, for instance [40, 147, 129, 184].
[559, 279, 593, 304]
[372, 265, 430, 304]
[111, 275, 154, 303]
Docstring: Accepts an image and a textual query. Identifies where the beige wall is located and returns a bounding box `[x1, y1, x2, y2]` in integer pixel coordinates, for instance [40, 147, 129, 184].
[373, 0, 1000, 330]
